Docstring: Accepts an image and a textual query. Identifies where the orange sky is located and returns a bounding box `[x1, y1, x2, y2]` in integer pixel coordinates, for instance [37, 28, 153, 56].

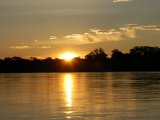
[0, 0, 160, 58]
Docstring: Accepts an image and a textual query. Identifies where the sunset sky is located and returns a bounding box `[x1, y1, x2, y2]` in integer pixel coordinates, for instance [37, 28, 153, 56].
[0, 0, 160, 58]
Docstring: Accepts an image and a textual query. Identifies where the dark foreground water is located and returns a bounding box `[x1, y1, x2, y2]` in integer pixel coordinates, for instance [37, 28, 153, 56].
[0, 72, 160, 120]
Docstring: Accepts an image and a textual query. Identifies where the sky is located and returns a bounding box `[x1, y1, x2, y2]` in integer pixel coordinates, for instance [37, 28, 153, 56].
[0, 0, 160, 58]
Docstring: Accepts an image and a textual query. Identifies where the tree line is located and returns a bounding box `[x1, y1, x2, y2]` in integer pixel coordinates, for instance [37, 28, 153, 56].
[0, 46, 160, 72]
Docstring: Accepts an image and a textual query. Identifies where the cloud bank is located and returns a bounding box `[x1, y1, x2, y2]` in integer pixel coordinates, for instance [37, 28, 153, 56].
[62, 24, 160, 45]
[62, 27, 135, 44]
[9, 24, 160, 48]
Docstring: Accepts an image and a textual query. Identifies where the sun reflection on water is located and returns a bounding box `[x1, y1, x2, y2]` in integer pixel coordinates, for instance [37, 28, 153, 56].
[64, 74, 73, 119]
[64, 74, 73, 108]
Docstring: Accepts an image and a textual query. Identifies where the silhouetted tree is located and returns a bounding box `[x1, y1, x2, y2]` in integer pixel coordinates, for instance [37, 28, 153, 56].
[84, 48, 108, 71]
[130, 46, 160, 56]
[111, 49, 124, 58]
[85, 48, 108, 61]
[130, 46, 160, 65]
[11, 56, 24, 61]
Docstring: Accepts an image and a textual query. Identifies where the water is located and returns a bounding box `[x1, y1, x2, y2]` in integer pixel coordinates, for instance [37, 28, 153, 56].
[0, 72, 160, 120]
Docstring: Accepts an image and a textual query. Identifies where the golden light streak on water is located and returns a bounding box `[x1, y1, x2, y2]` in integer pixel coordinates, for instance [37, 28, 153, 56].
[64, 74, 73, 108]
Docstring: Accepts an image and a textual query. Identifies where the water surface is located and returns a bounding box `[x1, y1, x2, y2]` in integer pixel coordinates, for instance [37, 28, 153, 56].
[0, 72, 160, 120]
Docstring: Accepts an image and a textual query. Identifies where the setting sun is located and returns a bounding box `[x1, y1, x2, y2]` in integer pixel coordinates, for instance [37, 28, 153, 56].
[59, 52, 78, 61]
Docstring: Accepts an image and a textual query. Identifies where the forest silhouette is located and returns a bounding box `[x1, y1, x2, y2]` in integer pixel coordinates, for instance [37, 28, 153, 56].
[0, 46, 160, 72]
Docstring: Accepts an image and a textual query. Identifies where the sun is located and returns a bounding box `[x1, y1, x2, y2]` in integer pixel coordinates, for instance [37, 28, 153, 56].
[59, 52, 78, 61]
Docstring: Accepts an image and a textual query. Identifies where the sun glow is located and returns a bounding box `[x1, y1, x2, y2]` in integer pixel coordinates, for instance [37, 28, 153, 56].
[59, 52, 77, 61]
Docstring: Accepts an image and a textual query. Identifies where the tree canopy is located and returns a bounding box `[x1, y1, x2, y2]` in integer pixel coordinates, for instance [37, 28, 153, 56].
[85, 48, 108, 61]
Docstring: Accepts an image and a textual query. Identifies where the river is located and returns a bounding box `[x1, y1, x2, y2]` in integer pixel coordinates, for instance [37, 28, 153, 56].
[0, 72, 160, 120]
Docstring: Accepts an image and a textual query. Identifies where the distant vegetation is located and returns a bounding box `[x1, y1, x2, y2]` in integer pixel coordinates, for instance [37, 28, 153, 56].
[0, 46, 160, 72]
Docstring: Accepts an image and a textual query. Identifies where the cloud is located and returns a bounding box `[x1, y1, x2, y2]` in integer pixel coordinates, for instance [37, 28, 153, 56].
[120, 24, 160, 31]
[62, 24, 160, 45]
[63, 28, 136, 44]
[32, 39, 54, 48]
[39, 46, 51, 49]
[34, 40, 38, 43]
[10, 24, 159, 47]
[10, 41, 52, 49]
[10, 45, 52, 49]
[119, 24, 160, 40]
[90, 29, 125, 41]
[9, 46, 30, 49]
[64, 34, 82, 39]
[137, 25, 160, 31]
[123, 29, 136, 39]
[113, 0, 132, 3]
[64, 33, 97, 43]
[64, 33, 97, 44]
[49, 36, 57, 40]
